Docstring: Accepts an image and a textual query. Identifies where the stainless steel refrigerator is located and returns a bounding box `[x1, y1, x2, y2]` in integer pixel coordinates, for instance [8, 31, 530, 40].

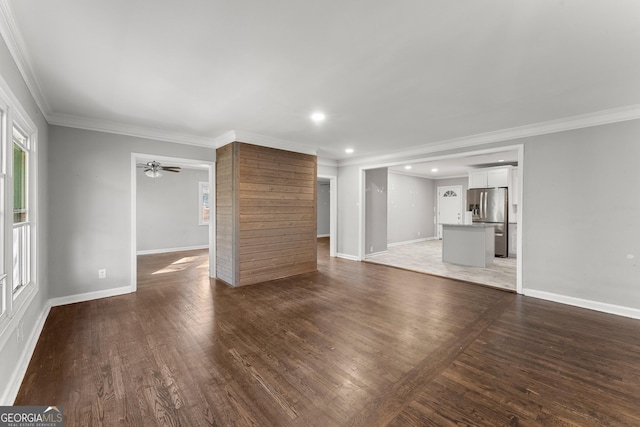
[467, 187, 509, 257]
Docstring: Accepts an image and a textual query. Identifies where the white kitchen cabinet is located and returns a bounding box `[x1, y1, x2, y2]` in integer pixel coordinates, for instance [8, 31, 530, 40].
[487, 168, 509, 187]
[468, 166, 511, 189]
[468, 170, 488, 189]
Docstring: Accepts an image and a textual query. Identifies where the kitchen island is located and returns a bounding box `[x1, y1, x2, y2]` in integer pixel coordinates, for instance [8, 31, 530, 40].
[442, 224, 495, 268]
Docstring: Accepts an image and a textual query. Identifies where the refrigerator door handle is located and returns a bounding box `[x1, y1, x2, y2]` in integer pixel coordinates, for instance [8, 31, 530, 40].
[479, 192, 484, 219]
[484, 191, 488, 220]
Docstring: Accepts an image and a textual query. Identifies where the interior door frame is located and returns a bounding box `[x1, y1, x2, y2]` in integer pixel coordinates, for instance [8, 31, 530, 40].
[436, 185, 463, 239]
[130, 153, 215, 293]
[357, 143, 524, 294]
[317, 174, 337, 257]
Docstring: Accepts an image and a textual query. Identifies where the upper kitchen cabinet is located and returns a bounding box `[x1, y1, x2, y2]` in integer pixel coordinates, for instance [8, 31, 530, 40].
[468, 166, 511, 189]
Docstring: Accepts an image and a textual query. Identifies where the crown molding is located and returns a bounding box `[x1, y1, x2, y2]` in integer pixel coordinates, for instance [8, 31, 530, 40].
[211, 130, 318, 156]
[231, 130, 318, 156]
[317, 157, 338, 167]
[338, 104, 640, 167]
[387, 169, 468, 180]
[0, 0, 51, 116]
[1, 0, 637, 164]
[48, 113, 216, 148]
[388, 169, 436, 179]
[211, 130, 237, 148]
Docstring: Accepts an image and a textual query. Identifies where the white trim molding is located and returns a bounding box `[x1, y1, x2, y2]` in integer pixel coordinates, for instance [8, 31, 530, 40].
[365, 250, 389, 258]
[137, 245, 208, 256]
[48, 113, 216, 148]
[338, 104, 640, 167]
[336, 253, 360, 261]
[232, 130, 318, 156]
[131, 153, 216, 291]
[387, 238, 430, 247]
[0, 0, 51, 116]
[318, 157, 338, 167]
[317, 174, 337, 258]
[0, 301, 51, 405]
[49, 286, 133, 308]
[213, 130, 318, 156]
[524, 289, 640, 320]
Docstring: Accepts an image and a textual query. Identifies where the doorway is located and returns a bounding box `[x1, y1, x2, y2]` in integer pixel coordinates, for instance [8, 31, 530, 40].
[436, 185, 463, 239]
[317, 174, 337, 257]
[130, 153, 215, 292]
[359, 145, 523, 293]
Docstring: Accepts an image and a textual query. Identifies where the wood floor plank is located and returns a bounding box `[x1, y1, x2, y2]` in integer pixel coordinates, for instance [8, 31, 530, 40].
[13, 240, 640, 426]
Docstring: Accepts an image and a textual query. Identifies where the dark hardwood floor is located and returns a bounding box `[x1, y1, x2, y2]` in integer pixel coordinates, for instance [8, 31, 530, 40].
[15, 238, 640, 426]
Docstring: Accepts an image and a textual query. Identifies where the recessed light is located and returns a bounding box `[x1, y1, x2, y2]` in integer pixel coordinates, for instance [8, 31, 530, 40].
[311, 112, 326, 123]
[404, 165, 412, 170]
[498, 159, 505, 162]
[345, 148, 354, 154]
[431, 168, 438, 172]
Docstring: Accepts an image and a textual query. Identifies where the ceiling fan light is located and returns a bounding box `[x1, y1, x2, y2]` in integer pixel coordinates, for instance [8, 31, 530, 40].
[145, 169, 162, 178]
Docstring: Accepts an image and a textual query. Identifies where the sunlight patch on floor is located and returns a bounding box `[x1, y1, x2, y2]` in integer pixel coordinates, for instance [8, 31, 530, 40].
[152, 256, 199, 275]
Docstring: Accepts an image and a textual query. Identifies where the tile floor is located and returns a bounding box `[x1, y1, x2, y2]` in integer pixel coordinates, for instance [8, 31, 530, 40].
[366, 239, 517, 290]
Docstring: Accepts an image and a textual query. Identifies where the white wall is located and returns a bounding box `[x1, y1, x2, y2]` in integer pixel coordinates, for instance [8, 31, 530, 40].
[336, 119, 640, 314]
[337, 165, 361, 257]
[137, 167, 209, 252]
[387, 172, 434, 244]
[318, 163, 337, 177]
[522, 121, 640, 309]
[48, 126, 215, 299]
[0, 33, 50, 404]
[317, 182, 330, 237]
[365, 168, 388, 255]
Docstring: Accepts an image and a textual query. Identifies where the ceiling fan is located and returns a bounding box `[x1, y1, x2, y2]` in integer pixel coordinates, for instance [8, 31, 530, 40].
[137, 160, 181, 178]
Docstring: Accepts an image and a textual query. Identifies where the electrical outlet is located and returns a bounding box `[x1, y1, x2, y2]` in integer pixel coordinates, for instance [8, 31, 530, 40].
[98, 269, 107, 279]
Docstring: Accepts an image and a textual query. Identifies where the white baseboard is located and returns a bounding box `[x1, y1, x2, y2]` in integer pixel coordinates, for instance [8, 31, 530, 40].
[388, 237, 428, 247]
[524, 289, 640, 319]
[337, 253, 360, 261]
[136, 245, 208, 255]
[365, 250, 389, 258]
[1, 301, 51, 405]
[317, 234, 330, 238]
[49, 285, 133, 307]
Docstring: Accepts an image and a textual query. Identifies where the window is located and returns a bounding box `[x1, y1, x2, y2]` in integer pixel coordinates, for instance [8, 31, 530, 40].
[0, 106, 5, 322]
[12, 125, 31, 296]
[0, 80, 38, 338]
[13, 127, 28, 223]
[199, 182, 210, 225]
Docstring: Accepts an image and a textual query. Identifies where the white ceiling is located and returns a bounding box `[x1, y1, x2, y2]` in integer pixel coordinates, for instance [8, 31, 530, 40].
[2, 1, 640, 160]
[388, 149, 518, 179]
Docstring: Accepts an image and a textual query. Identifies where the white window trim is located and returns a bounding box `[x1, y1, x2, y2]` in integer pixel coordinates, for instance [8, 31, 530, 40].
[0, 72, 38, 342]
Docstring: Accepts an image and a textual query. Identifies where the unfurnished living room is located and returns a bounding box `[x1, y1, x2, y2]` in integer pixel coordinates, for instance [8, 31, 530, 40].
[1, 1, 639, 426]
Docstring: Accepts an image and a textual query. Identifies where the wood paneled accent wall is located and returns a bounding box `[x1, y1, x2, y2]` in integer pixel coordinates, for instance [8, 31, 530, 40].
[216, 142, 317, 286]
[215, 143, 237, 285]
